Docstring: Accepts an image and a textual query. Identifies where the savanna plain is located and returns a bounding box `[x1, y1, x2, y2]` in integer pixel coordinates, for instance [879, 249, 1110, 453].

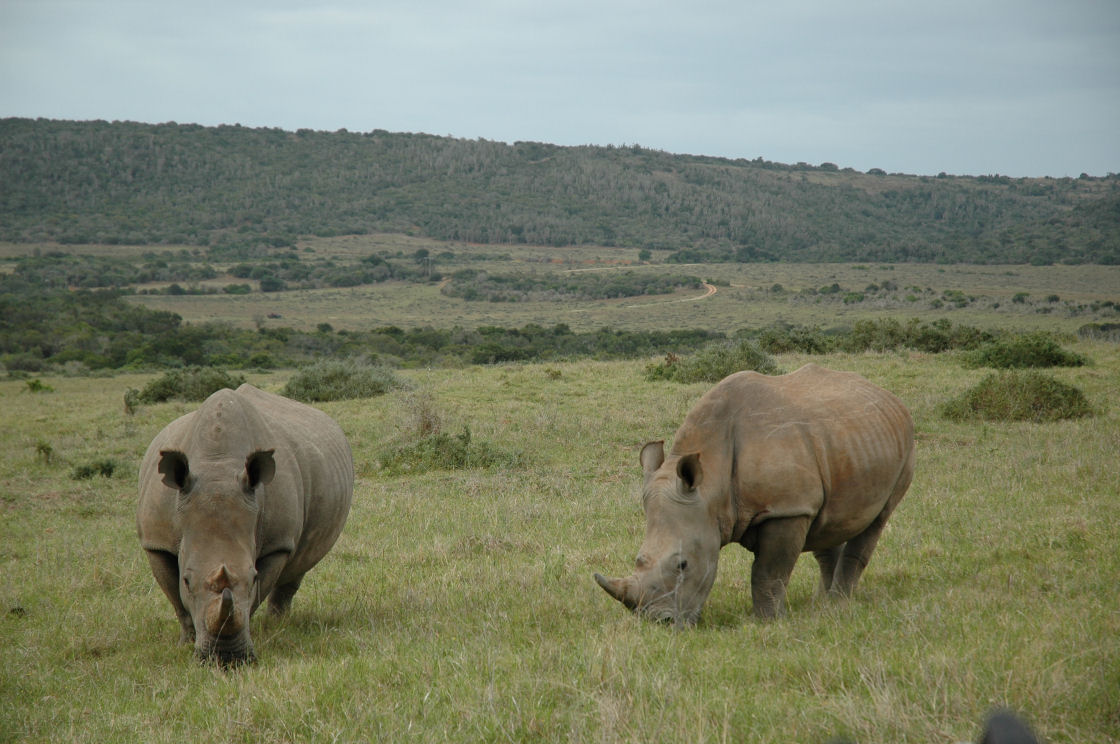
[1, 243, 1119, 743]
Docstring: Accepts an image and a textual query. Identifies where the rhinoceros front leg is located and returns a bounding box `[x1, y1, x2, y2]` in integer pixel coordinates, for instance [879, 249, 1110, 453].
[267, 578, 303, 616]
[145, 550, 194, 643]
[254, 552, 297, 616]
[750, 516, 811, 619]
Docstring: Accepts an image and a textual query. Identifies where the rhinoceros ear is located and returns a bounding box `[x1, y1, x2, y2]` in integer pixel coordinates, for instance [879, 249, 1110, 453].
[640, 441, 665, 476]
[158, 450, 191, 492]
[676, 452, 703, 493]
[244, 449, 276, 491]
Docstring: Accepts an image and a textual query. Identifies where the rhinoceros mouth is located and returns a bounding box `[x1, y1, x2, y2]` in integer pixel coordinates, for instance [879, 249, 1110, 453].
[595, 571, 706, 627]
[641, 605, 701, 628]
[196, 635, 256, 667]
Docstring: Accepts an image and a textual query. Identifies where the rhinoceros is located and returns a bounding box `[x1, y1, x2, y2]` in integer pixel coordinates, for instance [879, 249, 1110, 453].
[595, 363, 914, 625]
[137, 383, 353, 664]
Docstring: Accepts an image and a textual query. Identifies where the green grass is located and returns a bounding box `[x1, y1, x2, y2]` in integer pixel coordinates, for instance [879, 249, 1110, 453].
[2, 345, 1118, 742]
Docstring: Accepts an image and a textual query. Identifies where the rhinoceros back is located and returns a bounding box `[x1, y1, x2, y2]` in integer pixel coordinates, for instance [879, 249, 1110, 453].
[230, 384, 354, 577]
[671, 363, 913, 549]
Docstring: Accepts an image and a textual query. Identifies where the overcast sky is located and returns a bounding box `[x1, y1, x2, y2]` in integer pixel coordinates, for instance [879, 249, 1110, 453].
[2, 0, 1118, 178]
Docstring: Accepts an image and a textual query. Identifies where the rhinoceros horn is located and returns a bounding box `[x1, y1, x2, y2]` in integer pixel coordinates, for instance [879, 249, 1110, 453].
[594, 573, 639, 610]
[206, 587, 240, 637]
[204, 565, 242, 637]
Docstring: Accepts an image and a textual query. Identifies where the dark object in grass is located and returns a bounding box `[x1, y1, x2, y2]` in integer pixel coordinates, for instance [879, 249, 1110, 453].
[979, 708, 1040, 744]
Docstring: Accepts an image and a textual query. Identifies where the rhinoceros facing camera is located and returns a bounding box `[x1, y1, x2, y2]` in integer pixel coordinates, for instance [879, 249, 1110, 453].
[137, 384, 353, 664]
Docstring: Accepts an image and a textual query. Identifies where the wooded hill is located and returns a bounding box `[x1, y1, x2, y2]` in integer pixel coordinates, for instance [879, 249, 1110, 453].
[2, 117, 1117, 264]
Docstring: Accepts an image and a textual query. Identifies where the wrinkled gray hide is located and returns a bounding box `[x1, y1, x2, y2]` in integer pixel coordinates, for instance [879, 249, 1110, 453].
[137, 384, 353, 664]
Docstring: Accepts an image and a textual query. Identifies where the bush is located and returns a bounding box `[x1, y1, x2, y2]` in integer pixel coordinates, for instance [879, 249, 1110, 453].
[281, 358, 407, 402]
[376, 425, 522, 475]
[961, 332, 1088, 369]
[941, 371, 1093, 422]
[71, 458, 117, 479]
[137, 367, 246, 403]
[756, 325, 833, 354]
[645, 339, 780, 383]
[838, 318, 909, 353]
[1078, 322, 1120, 342]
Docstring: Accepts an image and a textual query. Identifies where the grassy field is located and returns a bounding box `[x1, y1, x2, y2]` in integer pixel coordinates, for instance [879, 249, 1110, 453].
[2, 342, 1118, 742]
[5, 236, 1117, 335]
[125, 261, 1120, 337]
[128, 251, 1120, 335]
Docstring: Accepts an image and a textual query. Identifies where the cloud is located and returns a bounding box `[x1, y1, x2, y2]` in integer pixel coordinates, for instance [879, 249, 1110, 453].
[1, 0, 1117, 175]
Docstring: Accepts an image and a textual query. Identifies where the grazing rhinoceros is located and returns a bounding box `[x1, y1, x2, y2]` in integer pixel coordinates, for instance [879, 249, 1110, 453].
[595, 363, 914, 625]
[137, 384, 353, 664]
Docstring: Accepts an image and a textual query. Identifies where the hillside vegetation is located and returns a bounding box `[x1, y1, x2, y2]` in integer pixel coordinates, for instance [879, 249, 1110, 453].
[2, 118, 1118, 264]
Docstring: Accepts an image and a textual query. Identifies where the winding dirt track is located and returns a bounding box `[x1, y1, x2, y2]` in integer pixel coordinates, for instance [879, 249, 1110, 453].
[623, 282, 717, 308]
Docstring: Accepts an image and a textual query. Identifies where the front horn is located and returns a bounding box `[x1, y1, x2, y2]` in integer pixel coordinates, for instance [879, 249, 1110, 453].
[594, 573, 639, 611]
[206, 587, 242, 637]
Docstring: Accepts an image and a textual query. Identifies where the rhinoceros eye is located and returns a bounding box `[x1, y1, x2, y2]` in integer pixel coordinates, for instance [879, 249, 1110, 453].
[677, 560, 688, 572]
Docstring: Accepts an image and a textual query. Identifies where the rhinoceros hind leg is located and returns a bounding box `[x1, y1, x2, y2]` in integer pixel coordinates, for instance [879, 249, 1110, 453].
[830, 505, 894, 597]
[750, 516, 811, 619]
[268, 577, 303, 616]
[831, 459, 912, 597]
[812, 545, 843, 596]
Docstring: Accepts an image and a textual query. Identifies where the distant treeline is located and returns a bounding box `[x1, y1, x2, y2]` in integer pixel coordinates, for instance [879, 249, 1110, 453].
[0, 282, 725, 371]
[4, 246, 439, 293]
[2, 250, 711, 302]
[2, 118, 1118, 264]
[2, 281, 1100, 375]
[441, 269, 705, 302]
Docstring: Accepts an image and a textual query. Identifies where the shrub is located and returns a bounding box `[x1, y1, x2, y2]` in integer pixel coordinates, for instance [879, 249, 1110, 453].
[259, 276, 286, 292]
[839, 318, 908, 353]
[281, 358, 407, 402]
[907, 319, 994, 353]
[137, 367, 246, 403]
[376, 425, 522, 475]
[644, 339, 780, 383]
[756, 325, 833, 355]
[71, 458, 117, 480]
[1076, 322, 1120, 342]
[941, 371, 1093, 422]
[961, 332, 1088, 369]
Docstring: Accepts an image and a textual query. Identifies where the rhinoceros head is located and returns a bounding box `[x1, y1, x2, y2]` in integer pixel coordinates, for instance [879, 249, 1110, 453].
[159, 447, 275, 665]
[594, 441, 722, 627]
